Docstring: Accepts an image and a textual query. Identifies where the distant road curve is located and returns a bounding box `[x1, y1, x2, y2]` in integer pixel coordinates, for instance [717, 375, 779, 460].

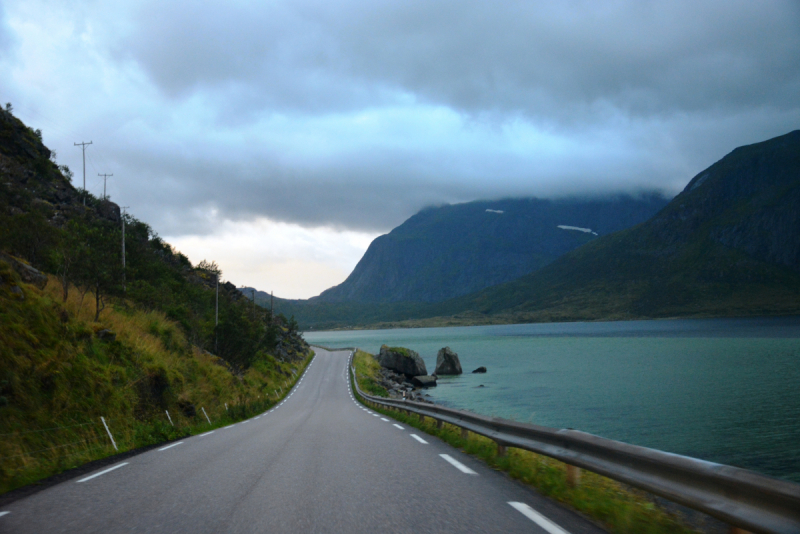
[0, 348, 605, 533]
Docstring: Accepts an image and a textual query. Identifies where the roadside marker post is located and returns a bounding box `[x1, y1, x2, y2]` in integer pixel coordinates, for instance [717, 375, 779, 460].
[165, 410, 174, 426]
[100, 417, 117, 451]
[201, 407, 212, 425]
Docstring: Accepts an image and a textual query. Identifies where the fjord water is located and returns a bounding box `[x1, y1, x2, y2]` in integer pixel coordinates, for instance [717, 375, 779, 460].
[305, 317, 800, 482]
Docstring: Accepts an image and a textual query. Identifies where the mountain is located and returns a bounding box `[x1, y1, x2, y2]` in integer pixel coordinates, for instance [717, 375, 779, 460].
[270, 129, 800, 329]
[314, 195, 669, 303]
[429, 129, 800, 323]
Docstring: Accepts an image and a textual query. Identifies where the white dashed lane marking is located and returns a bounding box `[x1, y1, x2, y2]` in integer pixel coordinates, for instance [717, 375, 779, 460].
[159, 441, 184, 451]
[410, 434, 428, 444]
[393, 424, 404, 430]
[76, 463, 129, 483]
[380, 418, 389, 422]
[440, 454, 477, 475]
[0, 512, 10, 518]
[199, 431, 215, 437]
[508, 502, 571, 534]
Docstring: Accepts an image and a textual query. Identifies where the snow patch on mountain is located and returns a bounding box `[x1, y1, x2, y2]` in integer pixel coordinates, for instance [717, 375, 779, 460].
[558, 225, 598, 235]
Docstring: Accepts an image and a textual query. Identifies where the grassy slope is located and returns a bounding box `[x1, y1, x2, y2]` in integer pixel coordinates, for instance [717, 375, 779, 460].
[351, 350, 701, 534]
[0, 263, 311, 494]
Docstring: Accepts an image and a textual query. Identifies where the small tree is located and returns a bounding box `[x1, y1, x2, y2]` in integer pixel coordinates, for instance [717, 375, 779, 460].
[52, 222, 83, 302]
[72, 219, 122, 321]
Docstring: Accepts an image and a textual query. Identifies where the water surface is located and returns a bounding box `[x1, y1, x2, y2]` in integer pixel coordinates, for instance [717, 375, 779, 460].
[305, 317, 800, 482]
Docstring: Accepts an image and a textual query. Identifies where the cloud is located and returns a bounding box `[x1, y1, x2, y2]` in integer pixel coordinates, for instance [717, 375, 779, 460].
[120, 0, 800, 120]
[2, 0, 800, 296]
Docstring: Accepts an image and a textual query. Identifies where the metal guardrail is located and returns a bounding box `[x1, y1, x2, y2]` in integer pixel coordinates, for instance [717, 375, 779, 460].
[347, 351, 800, 534]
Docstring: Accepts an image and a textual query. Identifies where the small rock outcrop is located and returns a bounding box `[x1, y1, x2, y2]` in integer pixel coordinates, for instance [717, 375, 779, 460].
[435, 347, 462, 375]
[377, 345, 427, 377]
[0, 252, 48, 289]
[411, 375, 437, 388]
[472, 366, 487, 373]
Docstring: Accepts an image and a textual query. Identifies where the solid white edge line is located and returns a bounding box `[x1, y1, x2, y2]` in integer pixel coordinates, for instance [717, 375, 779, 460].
[0, 512, 9, 517]
[393, 424, 404, 430]
[410, 434, 429, 444]
[76, 462, 129, 483]
[159, 441, 184, 451]
[508, 502, 571, 534]
[439, 454, 477, 475]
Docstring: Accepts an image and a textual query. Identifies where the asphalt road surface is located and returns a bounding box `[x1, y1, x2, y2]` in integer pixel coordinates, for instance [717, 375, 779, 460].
[0, 348, 607, 533]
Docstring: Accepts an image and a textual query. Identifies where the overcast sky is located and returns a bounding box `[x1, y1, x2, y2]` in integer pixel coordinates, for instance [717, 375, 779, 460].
[2, 0, 799, 297]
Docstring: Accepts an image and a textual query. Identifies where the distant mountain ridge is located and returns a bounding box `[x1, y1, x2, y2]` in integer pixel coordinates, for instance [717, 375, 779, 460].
[314, 194, 669, 303]
[269, 129, 800, 329]
[431, 129, 800, 322]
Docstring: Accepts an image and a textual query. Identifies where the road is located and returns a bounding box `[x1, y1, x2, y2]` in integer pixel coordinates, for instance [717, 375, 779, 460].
[0, 348, 607, 533]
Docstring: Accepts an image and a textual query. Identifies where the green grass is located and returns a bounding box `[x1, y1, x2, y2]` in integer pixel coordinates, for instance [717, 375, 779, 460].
[0, 268, 312, 494]
[353, 350, 388, 397]
[351, 350, 700, 534]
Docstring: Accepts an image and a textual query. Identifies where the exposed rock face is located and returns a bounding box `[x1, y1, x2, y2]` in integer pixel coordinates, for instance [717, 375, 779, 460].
[0, 252, 48, 289]
[435, 346, 462, 375]
[96, 199, 121, 223]
[472, 366, 487, 373]
[377, 345, 427, 377]
[411, 375, 437, 388]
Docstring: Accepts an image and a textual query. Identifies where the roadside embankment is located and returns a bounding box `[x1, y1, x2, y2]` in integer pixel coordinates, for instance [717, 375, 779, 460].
[0, 267, 312, 495]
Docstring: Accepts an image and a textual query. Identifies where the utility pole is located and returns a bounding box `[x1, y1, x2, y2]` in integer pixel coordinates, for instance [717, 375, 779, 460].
[251, 289, 256, 320]
[121, 207, 128, 293]
[270, 291, 274, 323]
[215, 274, 219, 353]
[98, 173, 112, 200]
[74, 141, 92, 205]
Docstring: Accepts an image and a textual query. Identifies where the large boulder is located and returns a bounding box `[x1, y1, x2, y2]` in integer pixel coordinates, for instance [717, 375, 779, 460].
[435, 347, 462, 375]
[411, 375, 437, 388]
[377, 345, 427, 377]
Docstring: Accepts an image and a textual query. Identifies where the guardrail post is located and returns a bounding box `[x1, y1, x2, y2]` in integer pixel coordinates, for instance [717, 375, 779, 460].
[436, 419, 444, 430]
[419, 413, 425, 423]
[496, 443, 507, 457]
[461, 427, 469, 440]
[566, 464, 581, 487]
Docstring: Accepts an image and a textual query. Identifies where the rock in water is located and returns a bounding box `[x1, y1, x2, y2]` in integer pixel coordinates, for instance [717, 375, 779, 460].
[472, 366, 487, 373]
[377, 345, 427, 377]
[411, 375, 437, 388]
[435, 346, 462, 375]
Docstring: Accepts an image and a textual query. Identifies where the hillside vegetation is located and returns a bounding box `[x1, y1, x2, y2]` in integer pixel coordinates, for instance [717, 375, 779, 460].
[0, 106, 310, 493]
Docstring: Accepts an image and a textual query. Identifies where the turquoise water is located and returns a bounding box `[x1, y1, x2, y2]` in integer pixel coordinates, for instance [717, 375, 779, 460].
[305, 317, 800, 482]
